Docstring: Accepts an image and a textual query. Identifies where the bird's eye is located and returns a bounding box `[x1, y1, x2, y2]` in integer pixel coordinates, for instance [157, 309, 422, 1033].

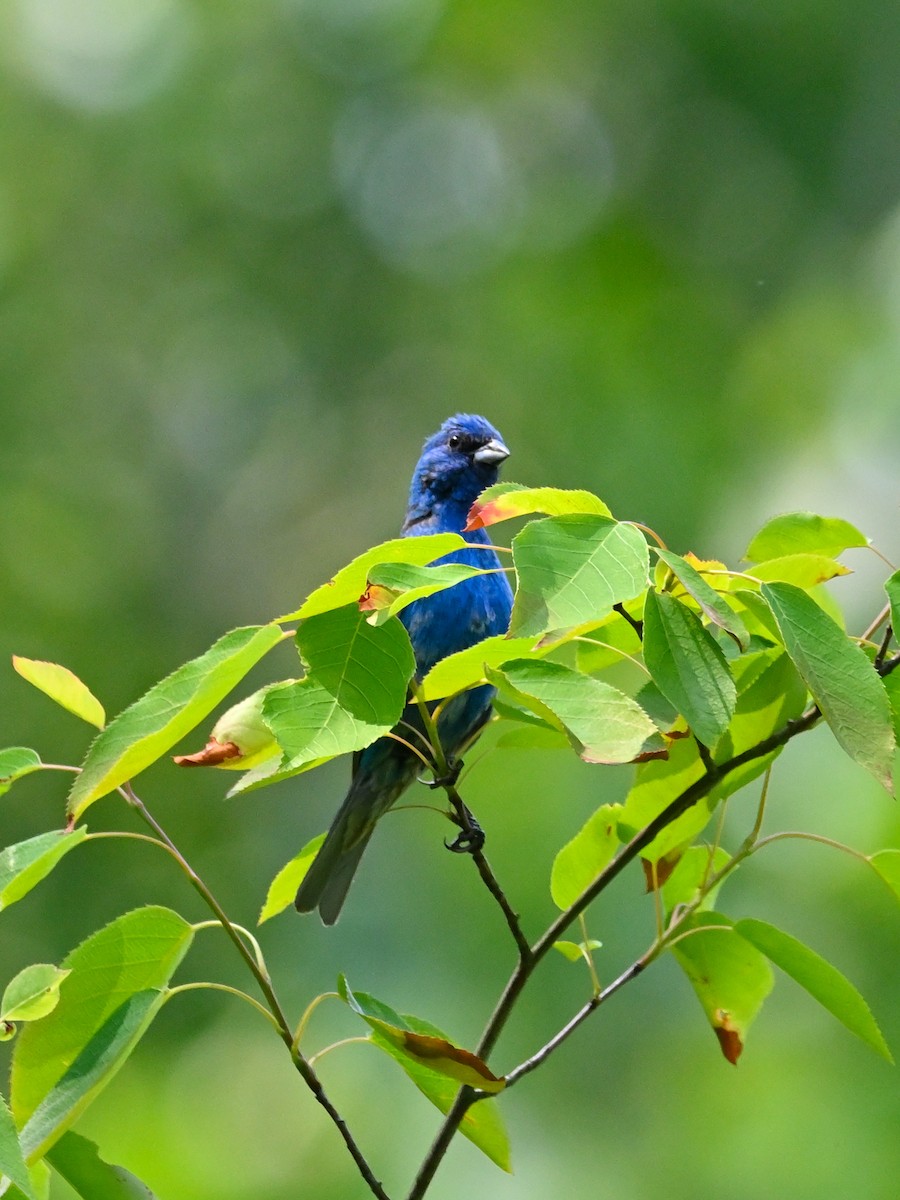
[448, 434, 462, 450]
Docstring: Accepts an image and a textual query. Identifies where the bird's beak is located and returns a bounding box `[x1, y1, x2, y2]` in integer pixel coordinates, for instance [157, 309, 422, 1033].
[474, 438, 509, 465]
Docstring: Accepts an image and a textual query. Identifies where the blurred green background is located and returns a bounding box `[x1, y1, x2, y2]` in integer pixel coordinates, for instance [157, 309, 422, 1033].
[1, 0, 899, 1196]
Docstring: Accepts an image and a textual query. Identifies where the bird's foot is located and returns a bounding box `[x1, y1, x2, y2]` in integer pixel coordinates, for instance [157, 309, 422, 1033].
[426, 757, 463, 790]
[444, 802, 485, 855]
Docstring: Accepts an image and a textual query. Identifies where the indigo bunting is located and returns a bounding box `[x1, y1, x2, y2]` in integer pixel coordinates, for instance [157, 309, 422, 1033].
[295, 414, 513, 923]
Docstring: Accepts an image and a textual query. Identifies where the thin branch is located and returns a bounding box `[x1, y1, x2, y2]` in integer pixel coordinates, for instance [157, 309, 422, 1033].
[874, 622, 894, 671]
[503, 957, 647, 1088]
[408, 702, 825, 1198]
[120, 784, 391, 1200]
[444, 781, 532, 963]
[409, 682, 532, 962]
[613, 602, 643, 639]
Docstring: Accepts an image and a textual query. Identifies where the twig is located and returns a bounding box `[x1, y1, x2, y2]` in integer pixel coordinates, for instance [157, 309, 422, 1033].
[120, 784, 391, 1200]
[407, 702, 824, 1199]
[409, 682, 531, 962]
[444, 781, 532, 963]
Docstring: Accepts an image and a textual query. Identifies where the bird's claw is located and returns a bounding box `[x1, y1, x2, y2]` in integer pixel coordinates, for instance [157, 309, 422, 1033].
[444, 826, 486, 854]
[444, 798, 485, 854]
[425, 758, 463, 790]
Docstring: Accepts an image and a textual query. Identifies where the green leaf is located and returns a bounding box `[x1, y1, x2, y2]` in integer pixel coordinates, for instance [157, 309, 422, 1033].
[466, 482, 611, 529]
[258, 834, 326, 924]
[1, 966, 70, 1024]
[12, 658, 105, 729]
[655, 550, 749, 649]
[361, 561, 493, 621]
[869, 849, 900, 904]
[0, 830, 89, 913]
[884, 669, 900, 742]
[420, 636, 539, 701]
[0, 750, 42, 799]
[550, 804, 621, 909]
[619, 735, 708, 862]
[670, 913, 774, 1064]
[281, 533, 470, 621]
[68, 625, 283, 819]
[622, 649, 808, 863]
[510, 515, 649, 638]
[762, 582, 895, 791]
[745, 512, 868, 561]
[296, 607, 414, 723]
[11, 907, 193, 1144]
[494, 723, 569, 751]
[338, 978, 510, 1171]
[711, 648, 808, 791]
[748, 555, 851, 588]
[45, 1131, 156, 1199]
[885, 570, 900, 643]
[488, 660, 656, 764]
[19, 992, 165, 1162]
[661, 846, 731, 913]
[262, 679, 390, 773]
[0, 1091, 35, 1200]
[643, 590, 736, 746]
[552, 940, 602, 964]
[735, 918, 892, 1061]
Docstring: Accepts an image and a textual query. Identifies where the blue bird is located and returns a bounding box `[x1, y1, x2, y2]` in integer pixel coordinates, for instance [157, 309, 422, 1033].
[295, 414, 513, 923]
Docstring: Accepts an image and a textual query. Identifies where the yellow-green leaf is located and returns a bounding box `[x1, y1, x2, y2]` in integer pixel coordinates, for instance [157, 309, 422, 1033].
[68, 625, 283, 819]
[12, 659, 105, 729]
[258, 834, 326, 924]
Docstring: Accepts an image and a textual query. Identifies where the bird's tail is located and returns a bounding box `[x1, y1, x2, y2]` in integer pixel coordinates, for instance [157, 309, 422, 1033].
[294, 757, 413, 924]
[295, 825, 373, 926]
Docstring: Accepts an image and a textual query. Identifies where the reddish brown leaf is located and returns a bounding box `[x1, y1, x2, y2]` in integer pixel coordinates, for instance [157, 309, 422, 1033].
[173, 738, 242, 767]
[395, 1029, 505, 1092]
[641, 852, 682, 892]
[714, 1010, 743, 1064]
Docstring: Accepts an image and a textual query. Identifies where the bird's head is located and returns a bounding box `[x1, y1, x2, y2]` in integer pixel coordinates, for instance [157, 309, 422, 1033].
[409, 414, 510, 518]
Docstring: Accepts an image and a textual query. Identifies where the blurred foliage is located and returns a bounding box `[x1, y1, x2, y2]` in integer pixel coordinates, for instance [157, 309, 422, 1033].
[0, 1, 898, 1197]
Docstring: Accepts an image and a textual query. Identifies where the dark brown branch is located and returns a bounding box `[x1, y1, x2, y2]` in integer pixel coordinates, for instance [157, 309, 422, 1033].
[614, 602, 643, 639]
[444, 782, 532, 964]
[407, 703, 823, 1199]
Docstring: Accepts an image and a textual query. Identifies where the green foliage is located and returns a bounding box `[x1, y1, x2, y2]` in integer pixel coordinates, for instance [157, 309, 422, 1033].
[1, 492, 897, 1196]
[487, 660, 656, 763]
[642, 589, 736, 746]
[259, 833, 326, 924]
[745, 513, 868, 561]
[11, 908, 193, 1156]
[550, 804, 621, 909]
[734, 919, 891, 1061]
[45, 1132, 156, 1199]
[0, 831, 89, 913]
[670, 914, 774, 1064]
[0, 965, 70, 1026]
[68, 626, 284, 818]
[339, 978, 510, 1171]
[509, 515, 649, 637]
[12, 659, 105, 730]
[466, 483, 612, 528]
[0, 750, 42, 798]
[761, 582, 894, 790]
[0, 1091, 35, 1200]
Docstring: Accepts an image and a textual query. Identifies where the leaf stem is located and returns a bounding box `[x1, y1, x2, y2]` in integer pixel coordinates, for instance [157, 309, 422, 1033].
[166, 981, 281, 1029]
